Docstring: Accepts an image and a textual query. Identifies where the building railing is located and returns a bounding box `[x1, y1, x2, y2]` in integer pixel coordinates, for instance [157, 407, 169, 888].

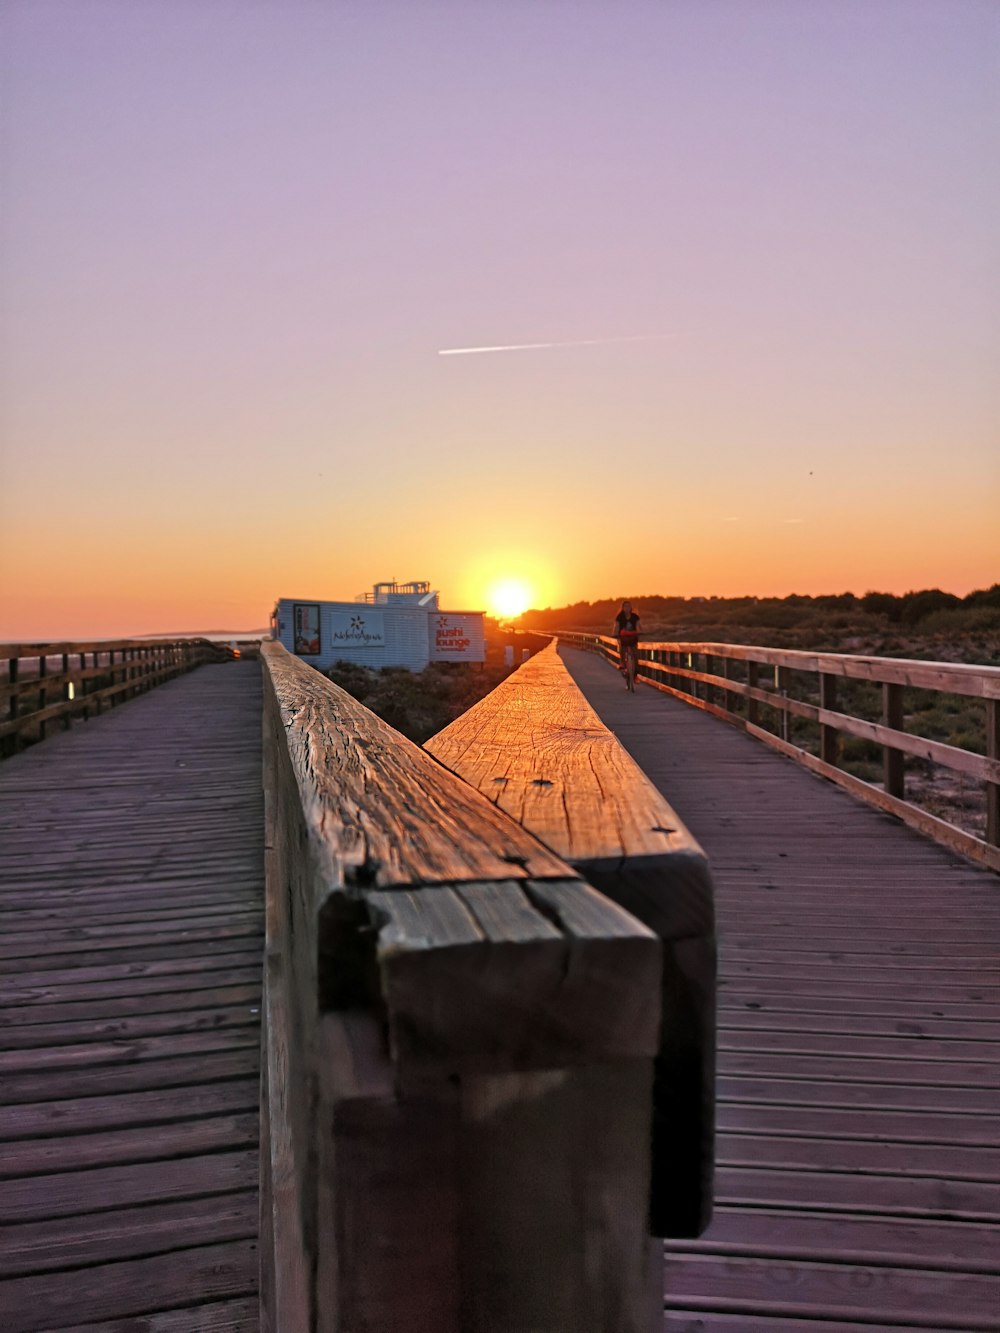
[557, 632, 1000, 873]
[0, 638, 225, 756]
[259, 639, 710, 1332]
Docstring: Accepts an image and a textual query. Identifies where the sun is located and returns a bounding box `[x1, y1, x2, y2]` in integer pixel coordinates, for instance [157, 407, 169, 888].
[487, 578, 533, 621]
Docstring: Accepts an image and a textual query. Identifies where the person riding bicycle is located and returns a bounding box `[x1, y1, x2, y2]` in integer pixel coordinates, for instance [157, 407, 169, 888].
[613, 601, 641, 679]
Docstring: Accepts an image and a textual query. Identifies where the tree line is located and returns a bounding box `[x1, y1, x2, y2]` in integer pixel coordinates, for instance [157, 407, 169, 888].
[520, 584, 1000, 630]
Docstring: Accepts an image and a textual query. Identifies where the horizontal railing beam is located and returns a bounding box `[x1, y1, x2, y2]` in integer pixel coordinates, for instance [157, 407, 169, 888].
[260, 641, 664, 1333]
[557, 632, 1000, 871]
[1, 638, 223, 754]
[425, 639, 716, 1240]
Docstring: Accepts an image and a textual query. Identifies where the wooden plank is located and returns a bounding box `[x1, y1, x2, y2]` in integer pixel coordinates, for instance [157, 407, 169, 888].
[714, 1165, 1000, 1219]
[259, 951, 309, 1333]
[663, 1315, 970, 1333]
[718, 1027, 1000, 1062]
[57, 1297, 260, 1332]
[717, 1131, 1000, 1181]
[0, 1020, 261, 1080]
[719, 1008, 1000, 1041]
[460, 1063, 660, 1333]
[313, 1009, 462, 1333]
[670, 1204, 1000, 1270]
[0, 953, 264, 1000]
[425, 641, 712, 914]
[662, 1252, 1000, 1329]
[716, 1101, 1000, 1146]
[0, 982, 260, 1021]
[717, 1074, 1000, 1114]
[0, 1192, 257, 1277]
[261, 640, 570, 889]
[0, 1239, 257, 1332]
[0, 1048, 261, 1105]
[368, 880, 660, 1081]
[0, 1004, 261, 1050]
[426, 640, 716, 1239]
[0, 1149, 258, 1223]
[1, 1111, 259, 1177]
[0, 1079, 259, 1137]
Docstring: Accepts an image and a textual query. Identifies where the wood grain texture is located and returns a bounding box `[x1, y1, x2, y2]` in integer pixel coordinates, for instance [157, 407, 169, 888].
[561, 645, 1000, 1333]
[260, 641, 662, 1332]
[314, 1010, 462, 1333]
[426, 640, 716, 1239]
[369, 879, 660, 1082]
[0, 661, 264, 1332]
[460, 1064, 661, 1333]
[262, 639, 570, 890]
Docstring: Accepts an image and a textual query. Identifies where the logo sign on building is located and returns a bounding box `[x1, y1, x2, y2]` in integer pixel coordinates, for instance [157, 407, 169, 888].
[330, 610, 385, 648]
[430, 614, 483, 661]
[293, 603, 321, 656]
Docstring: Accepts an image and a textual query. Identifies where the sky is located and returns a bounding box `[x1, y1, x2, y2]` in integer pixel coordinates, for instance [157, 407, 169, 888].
[2, 0, 998, 638]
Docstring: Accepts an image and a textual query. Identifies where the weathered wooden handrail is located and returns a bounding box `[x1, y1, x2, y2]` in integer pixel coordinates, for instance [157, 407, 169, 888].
[426, 639, 716, 1239]
[558, 632, 1000, 872]
[260, 641, 667, 1333]
[0, 637, 225, 755]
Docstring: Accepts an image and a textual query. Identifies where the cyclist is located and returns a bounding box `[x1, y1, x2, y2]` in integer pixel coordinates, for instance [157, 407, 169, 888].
[613, 600, 641, 686]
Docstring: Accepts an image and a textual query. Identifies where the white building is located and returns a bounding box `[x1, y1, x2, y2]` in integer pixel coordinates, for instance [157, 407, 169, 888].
[271, 580, 485, 671]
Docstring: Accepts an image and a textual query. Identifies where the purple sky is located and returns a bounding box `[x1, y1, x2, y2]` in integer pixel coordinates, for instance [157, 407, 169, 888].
[2, 0, 997, 636]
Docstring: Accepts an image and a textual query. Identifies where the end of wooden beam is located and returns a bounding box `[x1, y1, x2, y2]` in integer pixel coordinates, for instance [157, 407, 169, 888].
[366, 879, 661, 1089]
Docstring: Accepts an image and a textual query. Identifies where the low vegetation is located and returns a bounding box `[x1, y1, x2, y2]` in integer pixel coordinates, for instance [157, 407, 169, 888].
[519, 584, 1000, 666]
[328, 589, 997, 841]
[325, 625, 547, 744]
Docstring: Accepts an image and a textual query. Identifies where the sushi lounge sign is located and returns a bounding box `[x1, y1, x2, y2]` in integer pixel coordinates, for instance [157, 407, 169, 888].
[434, 615, 474, 655]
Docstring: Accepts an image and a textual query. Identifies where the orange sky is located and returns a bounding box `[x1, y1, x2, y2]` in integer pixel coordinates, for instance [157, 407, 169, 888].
[2, 4, 997, 641]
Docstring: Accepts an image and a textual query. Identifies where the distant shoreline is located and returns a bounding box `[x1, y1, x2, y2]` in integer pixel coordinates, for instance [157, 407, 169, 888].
[2, 630, 270, 644]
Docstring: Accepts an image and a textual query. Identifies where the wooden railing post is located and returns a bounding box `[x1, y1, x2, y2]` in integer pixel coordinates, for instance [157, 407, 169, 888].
[721, 656, 733, 715]
[37, 654, 47, 739]
[776, 665, 791, 741]
[61, 653, 71, 727]
[883, 682, 905, 798]
[987, 699, 999, 847]
[747, 661, 759, 725]
[705, 654, 715, 707]
[261, 643, 665, 1333]
[819, 672, 839, 765]
[8, 657, 18, 730]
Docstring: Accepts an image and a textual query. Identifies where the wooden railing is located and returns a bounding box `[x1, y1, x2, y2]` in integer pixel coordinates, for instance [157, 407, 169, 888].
[426, 639, 716, 1240]
[0, 638, 225, 756]
[259, 639, 714, 1332]
[558, 632, 1000, 874]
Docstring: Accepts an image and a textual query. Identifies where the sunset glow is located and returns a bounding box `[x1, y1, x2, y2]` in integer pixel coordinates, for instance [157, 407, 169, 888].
[487, 579, 533, 622]
[1, 4, 996, 641]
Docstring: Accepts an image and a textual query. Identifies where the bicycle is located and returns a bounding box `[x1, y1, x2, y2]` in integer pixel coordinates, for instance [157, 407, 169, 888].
[618, 635, 639, 693]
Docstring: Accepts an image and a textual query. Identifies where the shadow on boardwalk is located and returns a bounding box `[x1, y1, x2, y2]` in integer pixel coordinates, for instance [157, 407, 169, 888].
[561, 645, 1000, 1333]
[0, 662, 264, 1332]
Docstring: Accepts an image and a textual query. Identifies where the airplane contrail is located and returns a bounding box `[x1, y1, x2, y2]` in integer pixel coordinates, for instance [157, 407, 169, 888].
[438, 333, 670, 356]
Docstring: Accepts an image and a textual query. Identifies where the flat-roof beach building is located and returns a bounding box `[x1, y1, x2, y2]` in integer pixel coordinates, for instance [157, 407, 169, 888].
[271, 580, 485, 671]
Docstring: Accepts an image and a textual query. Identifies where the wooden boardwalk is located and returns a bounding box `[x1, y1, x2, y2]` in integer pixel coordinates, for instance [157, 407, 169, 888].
[561, 646, 1000, 1332]
[0, 662, 264, 1332]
